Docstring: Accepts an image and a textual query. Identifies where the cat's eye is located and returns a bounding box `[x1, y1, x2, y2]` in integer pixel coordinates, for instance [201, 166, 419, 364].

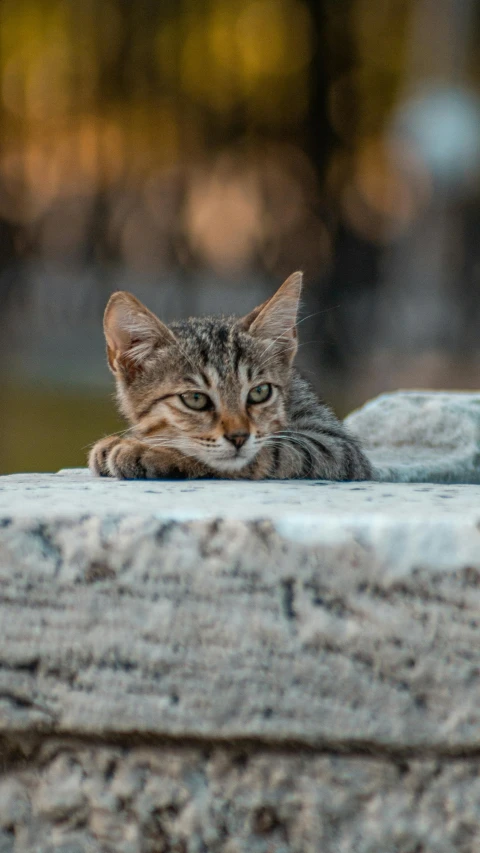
[247, 383, 272, 404]
[180, 391, 212, 411]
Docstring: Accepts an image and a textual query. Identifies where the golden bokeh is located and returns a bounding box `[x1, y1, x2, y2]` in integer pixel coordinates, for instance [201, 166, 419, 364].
[0, 0, 479, 471]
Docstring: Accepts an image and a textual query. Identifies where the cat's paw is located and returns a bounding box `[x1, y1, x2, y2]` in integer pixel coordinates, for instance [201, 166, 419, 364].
[89, 436, 189, 479]
[107, 439, 172, 479]
[88, 435, 123, 476]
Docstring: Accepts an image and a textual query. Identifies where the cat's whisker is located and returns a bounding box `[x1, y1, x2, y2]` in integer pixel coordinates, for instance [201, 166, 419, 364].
[265, 436, 308, 452]
[146, 438, 188, 449]
[295, 306, 341, 327]
[109, 425, 136, 437]
[143, 438, 186, 451]
[174, 341, 199, 376]
[258, 336, 327, 373]
[270, 432, 318, 450]
[258, 327, 295, 360]
[264, 433, 316, 461]
[260, 339, 326, 371]
[83, 425, 135, 452]
[258, 307, 341, 362]
[259, 346, 292, 367]
[261, 437, 304, 470]
[259, 340, 321, 371]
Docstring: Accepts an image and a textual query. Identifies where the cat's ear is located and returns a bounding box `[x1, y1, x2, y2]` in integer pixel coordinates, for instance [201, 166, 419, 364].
[104, 291, 176, 376]
[239, 271, 303, 359]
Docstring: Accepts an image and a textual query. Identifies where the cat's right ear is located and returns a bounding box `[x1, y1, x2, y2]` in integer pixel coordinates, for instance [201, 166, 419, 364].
[104, 291, 176, 377]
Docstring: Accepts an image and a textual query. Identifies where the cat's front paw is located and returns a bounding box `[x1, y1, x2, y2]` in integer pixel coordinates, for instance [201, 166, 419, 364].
[89, 436, 189, 479]
[89, 435, 122, 476]
[106, 439, 153, 479]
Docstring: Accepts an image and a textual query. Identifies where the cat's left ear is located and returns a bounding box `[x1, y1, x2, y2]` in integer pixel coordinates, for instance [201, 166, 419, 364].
[239, 271, 303, 360]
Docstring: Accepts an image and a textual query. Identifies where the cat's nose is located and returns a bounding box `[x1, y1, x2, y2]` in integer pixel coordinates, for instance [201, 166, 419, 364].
[225, 432, 249, 450]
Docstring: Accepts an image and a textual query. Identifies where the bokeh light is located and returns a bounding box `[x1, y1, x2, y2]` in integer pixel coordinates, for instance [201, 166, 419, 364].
[1, 0, 480, 471]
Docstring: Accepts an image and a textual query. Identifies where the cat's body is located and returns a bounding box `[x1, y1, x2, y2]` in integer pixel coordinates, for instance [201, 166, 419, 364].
[89, 272, 372, 481]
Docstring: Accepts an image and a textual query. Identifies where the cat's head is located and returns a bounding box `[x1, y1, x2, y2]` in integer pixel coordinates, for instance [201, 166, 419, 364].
[103, 271, 302, 473]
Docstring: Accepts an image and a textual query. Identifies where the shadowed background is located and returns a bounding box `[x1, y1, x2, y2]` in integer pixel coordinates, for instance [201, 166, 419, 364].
[1, 0, 480, 472]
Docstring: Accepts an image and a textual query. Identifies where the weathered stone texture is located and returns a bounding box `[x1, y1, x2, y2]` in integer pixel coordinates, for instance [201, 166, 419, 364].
[346, 390, 480, 482]
[2, 740, 480, 853]
[2, 471, 480, 850]
[1, 503, 480, 747]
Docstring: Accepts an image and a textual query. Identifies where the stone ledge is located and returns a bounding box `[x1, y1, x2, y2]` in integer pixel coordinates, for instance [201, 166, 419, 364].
[2, 469, 480, 851]
[1, 471, 480, 750]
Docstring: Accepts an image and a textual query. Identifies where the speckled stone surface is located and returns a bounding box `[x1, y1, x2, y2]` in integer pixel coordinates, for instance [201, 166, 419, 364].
[346, 390, 480, 483]
[1, 469, 480, 851]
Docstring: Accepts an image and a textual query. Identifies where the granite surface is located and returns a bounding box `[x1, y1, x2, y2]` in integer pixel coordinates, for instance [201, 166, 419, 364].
[346, 390, 480, 483]
[1, 742, 479, 853]
[1, 467, 480, 851]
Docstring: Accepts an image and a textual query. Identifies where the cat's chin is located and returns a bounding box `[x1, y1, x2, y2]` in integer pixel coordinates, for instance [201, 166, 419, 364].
[197, 453, 255, 474]
[210, 458, 252, 473]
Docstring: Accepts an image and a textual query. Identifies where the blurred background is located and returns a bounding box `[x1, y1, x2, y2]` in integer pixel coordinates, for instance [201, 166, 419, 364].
[1, 0, 480, 472]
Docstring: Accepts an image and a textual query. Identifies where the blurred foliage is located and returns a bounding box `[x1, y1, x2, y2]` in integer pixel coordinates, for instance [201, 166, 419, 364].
[0, 385, 123, 473]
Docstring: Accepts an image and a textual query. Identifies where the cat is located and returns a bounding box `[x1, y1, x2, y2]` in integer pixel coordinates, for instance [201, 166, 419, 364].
[89, 272, 372, 480]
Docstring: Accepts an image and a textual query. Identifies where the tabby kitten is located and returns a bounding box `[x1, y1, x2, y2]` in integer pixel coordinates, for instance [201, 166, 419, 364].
[89, 272, 372, 480]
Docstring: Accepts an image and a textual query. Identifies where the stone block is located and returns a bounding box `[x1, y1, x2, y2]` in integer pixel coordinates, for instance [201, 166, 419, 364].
[0, 469, 480, 850]
[345, 390, 480, 483]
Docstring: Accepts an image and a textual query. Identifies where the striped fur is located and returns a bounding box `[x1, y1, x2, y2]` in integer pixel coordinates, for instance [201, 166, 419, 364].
[89, 272, 372, 480]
